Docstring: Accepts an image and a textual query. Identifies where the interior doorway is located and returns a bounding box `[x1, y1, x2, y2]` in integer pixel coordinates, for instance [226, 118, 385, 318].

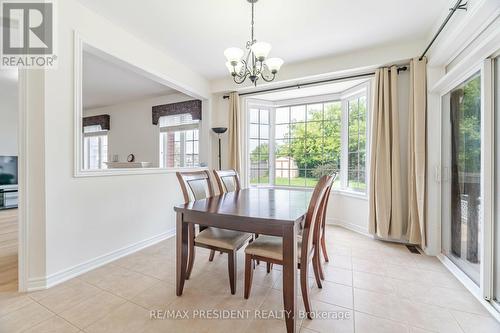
[0, 68, 19, 292]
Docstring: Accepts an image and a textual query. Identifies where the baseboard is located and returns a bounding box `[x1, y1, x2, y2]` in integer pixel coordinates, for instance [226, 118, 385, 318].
[326, 217, 372, 238]
[27, 228, 176, 291]
[437, 254, 500, 323]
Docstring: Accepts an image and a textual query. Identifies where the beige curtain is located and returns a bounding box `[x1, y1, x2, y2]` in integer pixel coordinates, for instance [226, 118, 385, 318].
[228, 92, 241, 173]
[407, 57, 427, 246]
[369, 67, 404, 239]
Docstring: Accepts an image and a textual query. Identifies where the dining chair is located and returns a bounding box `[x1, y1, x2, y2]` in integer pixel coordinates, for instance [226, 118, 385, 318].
[316, 172, 338, 281]
[243, 175, 333, 319]
[213, 169, 261, 266]
[176, 170, 252, 294]
[213, 169, 241, 194]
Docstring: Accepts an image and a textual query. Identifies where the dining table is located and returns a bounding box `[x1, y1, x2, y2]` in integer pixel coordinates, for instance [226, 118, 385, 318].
[174, 187, 312, 333]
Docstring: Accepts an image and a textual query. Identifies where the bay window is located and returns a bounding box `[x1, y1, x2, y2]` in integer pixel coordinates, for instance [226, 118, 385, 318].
[247, 83, 369, 194]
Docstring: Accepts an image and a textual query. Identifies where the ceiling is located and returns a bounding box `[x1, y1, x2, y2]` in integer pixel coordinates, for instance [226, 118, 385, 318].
[252, 78, 370, 101]
[77, 0, 449, 80]
[83, 50, 176, 110]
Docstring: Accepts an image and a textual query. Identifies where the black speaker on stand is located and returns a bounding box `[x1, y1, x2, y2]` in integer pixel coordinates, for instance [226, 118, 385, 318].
[212, 127, 227, 170]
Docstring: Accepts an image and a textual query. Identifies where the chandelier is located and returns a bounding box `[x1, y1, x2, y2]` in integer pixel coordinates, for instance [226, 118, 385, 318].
[224, 0, 284, 86]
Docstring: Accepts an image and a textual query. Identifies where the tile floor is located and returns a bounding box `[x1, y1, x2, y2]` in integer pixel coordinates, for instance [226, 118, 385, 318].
[0, 209, 17, 292]
[1, 226, 499, 332]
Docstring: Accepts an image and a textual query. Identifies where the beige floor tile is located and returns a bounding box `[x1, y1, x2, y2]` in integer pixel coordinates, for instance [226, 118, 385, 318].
[245, 264, 282, 288]
[353, 271, 397, 295]
[59, 290, 126, 329]
[310, 280, 353, 309]
[451, 310, 500, 333]
[395, 280, 488, 316]
[2, 225, 498, 333]
[215, 282, 271, 312]
[325, 254, 352, 270]
[84, 301, 156, 333]
[300, 328, 319, 333]
[412, 255, 449, 273]
[23, 316, 80, 333]
[354, 311, 410, 333]
[321, 266, 352, 286]
[32, 279, 101, 313]
[130, 281, 177, 310]
[301, 301, 354, 333]
[260, 287, 300, 309]
[401, 300, 464, 333]
[324, 243, 352, 257]
[353, 288, 411, 323]
[0, 291, 34, 317]
[384, 263, 423, 282]
[80, 265, 160, 299]
[0, 302, 54, 333]
[272, 272, 315, 297]
[352, 257, 386, 276]
[409, 327, 435, 333]
[243, 318, 289, 333]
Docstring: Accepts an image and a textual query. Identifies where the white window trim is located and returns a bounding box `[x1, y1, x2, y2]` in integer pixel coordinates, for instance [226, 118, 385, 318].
[73, 31, 210, 177]
[244, 81, 371, 198]
[158, 123, 200, 169]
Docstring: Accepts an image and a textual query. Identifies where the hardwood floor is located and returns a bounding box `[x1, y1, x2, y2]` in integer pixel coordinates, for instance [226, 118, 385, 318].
[0, 209, 17, 292]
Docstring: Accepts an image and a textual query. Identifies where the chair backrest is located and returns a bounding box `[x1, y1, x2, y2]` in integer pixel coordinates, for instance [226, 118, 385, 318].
[300, 175, 333, 261]
[176, 170, 214, 202]
[319, 172, 338, 229]
[213, 169, 241, 194]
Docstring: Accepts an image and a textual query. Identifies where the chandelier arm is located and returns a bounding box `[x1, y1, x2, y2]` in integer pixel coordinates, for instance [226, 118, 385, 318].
[233, 72, 250, 84]
[261, 72, 276, 82]
[240, 59, 251, 77]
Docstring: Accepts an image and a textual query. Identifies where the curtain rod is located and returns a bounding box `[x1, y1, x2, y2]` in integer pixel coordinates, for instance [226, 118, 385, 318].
[222, 66, 407, 99]
[419, 0, 467, 60]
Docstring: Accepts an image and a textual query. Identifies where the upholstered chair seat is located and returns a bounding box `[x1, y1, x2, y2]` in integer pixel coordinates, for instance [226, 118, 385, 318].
[244, 235, 303, 261]
[196, 228, 251, 250]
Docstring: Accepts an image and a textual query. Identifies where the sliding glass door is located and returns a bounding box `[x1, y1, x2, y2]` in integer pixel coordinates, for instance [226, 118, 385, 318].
[442, 72, 482, 285]
[494, 55, 500, 307]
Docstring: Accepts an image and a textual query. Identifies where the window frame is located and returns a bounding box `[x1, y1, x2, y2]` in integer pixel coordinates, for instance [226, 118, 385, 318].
[245, 81, 371, 198]
[158, 115, 200, 169]
[82, 130, 108, 170]
[342, 88, 369, 193]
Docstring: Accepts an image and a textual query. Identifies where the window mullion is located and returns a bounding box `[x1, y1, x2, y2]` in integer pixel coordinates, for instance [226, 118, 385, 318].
[269, 107, 276, 186]
[341, 98, 349, 189]
[180, 132, 185, 167]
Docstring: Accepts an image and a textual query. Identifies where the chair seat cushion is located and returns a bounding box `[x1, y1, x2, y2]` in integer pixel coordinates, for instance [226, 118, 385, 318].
[244, 235, 302, 262]
[195, 228, 251, 250]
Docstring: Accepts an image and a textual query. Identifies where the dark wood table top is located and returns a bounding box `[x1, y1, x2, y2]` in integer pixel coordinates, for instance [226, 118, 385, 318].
[174, 187, 312, 225]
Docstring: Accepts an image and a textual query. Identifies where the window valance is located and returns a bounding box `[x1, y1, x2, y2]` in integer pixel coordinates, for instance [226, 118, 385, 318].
[82, 114, 110, 131]
[152, 99, 202, 125]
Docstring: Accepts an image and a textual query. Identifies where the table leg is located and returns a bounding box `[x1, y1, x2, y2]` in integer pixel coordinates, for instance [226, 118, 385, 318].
[176, 212, 188, 296]
[282, 223, 298, 333]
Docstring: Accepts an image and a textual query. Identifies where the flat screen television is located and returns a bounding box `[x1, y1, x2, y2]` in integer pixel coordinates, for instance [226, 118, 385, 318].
[0, 156, 18, 186]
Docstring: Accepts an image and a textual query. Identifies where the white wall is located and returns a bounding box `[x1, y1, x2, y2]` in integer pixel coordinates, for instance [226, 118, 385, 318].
[84, 93, 193, 167]
[23, 0, 212, 288]
[0, 75, 18, 156]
